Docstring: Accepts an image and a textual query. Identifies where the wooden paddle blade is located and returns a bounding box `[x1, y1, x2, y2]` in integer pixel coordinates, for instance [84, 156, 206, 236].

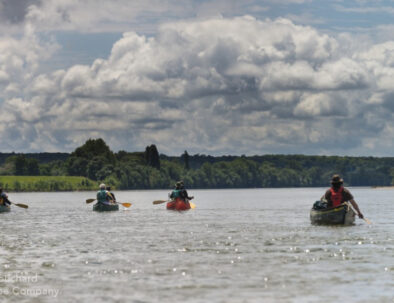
[86, 198, 96, 204]
[14, 203, 28, 209]
[190, 202, 196, 209]
[153, 200, 167, 205]
[121, 202, 132, 208]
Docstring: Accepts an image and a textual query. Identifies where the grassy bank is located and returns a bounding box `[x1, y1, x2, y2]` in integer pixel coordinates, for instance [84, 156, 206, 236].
[0, 176, 97, 192]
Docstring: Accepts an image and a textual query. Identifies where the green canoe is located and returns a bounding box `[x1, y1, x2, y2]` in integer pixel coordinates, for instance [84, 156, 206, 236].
[310, 202, 355, 225]
[93, 202, 119, 212]
[0, 204, 11, 213]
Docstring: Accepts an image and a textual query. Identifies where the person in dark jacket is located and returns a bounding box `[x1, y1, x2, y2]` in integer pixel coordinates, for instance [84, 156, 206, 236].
[0, 187, 11, 206]
[179, 181, 193, 201]
[322, 174, 364, 219]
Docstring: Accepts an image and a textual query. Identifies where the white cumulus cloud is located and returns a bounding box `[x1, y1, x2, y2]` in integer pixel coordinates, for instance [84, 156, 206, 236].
[2, 15, 394, 155]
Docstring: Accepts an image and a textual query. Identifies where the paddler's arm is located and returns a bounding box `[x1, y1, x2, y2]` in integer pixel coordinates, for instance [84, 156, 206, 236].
[184, 189, 193, 200]
[349, 199, 364, 219]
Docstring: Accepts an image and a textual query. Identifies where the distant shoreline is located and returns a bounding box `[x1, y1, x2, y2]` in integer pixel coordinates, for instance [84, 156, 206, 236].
[372, 186, 394, 189]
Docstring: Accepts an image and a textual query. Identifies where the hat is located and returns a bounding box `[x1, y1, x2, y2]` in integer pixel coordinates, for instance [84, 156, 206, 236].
[99, 183, 106, 189]
[330, 175, 343, 184]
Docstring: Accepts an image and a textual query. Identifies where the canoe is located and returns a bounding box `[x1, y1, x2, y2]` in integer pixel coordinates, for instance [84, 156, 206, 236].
[0, 204, 10, 213]
[93, 202, 119, 212]
[310, 202, 355, 225]
[167, 198, 191, 211]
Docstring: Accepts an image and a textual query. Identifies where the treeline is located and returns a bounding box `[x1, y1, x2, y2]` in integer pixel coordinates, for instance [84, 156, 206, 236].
[1, 138, 394, 190]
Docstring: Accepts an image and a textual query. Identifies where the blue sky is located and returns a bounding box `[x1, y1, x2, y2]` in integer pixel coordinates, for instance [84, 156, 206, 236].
[2, 0, 394, 156]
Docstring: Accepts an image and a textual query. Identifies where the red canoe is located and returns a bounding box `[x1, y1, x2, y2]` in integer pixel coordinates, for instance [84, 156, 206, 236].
[166, 198, 191, 211]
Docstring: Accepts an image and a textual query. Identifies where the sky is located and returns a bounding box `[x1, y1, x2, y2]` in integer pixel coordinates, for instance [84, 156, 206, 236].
[2, 1, 394, 156]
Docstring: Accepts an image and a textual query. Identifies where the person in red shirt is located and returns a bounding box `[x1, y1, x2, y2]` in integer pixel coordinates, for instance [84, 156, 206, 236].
[322, 174, 364, 219]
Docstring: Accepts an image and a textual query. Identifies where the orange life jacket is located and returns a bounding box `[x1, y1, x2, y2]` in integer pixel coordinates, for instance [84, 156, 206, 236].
[330, 187, 343, 207]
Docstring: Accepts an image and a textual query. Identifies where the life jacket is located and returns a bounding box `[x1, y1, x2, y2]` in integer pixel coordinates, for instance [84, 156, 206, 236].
[97, 190, 108, 203]
[171, 189, 181, 198]
[330, 187, 344, 207]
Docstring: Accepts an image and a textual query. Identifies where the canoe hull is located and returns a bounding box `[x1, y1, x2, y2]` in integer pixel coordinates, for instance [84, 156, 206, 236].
[93, 202, 119, 212]
[310, 203, 355, 225]
[0, 205, 10, 213]
[167, 198, 191, 211]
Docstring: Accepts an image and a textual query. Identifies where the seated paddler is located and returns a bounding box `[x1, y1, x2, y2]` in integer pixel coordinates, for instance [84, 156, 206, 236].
[97, 183, 114, 204]
[170, 181, 193, 202]
[0, 187, 11, 206]
[106, 186, 116, 203]
[322, 174, 364, 219]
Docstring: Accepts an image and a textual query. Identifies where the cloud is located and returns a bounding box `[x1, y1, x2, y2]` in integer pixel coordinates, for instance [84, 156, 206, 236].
[2, 15, 394, 155]
[0, 0, 40, 25]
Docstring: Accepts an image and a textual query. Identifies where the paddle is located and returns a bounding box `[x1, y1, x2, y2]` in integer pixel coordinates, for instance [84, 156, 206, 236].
[86, 198, 131, 208]
[9, 201, 28, 209]
[153, 200, 168, 205]
[347, 202, 371, 225]
[115, 202, 132, 208]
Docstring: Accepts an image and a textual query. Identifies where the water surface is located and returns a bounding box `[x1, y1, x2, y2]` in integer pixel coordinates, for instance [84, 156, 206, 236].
[0, 188, 393, 302]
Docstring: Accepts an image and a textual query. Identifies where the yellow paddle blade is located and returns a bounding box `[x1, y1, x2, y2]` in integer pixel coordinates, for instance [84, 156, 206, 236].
[86, 198, 96, 204]
[364, 217, 372, 225]
[190, 202, 196, 209]
[121, 202, 132, 208]
[153, 200, 167, 205]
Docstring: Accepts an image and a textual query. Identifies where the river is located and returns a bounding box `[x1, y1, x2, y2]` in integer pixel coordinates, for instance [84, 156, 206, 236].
[0, 188, 393, 302]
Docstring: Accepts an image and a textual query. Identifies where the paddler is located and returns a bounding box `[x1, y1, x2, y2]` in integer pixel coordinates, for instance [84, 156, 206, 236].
[322, 174, 364, 219]
[171, 180, 193, 202]
[106, 186, 116, 203]
[96, 183, 113, 204]
[0, 187, 11, 207]
[169, 181, 182, 200]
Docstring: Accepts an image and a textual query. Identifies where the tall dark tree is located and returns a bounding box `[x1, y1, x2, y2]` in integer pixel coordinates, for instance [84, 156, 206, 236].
[145, 144, 160, 169]
[181, 150, 190, 170]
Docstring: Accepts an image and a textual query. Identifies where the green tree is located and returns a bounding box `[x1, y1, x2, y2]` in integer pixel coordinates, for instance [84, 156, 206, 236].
[14, 155, 27, 175]
[145, 144, 160, 169]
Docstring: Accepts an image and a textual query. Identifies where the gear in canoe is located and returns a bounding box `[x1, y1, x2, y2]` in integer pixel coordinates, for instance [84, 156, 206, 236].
[310, 202, 355, 225]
